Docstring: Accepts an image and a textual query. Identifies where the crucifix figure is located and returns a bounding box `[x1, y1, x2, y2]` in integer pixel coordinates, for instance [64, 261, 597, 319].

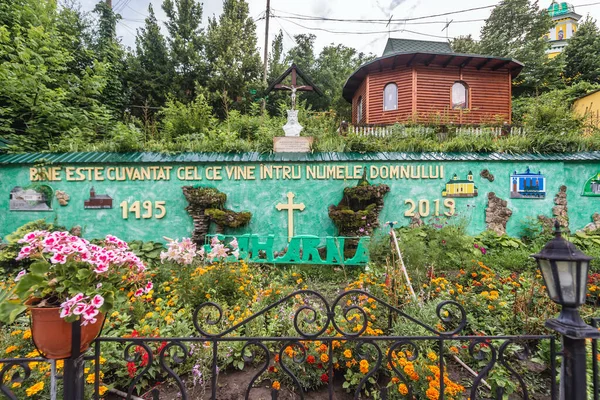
[266, 64, 323, 110]
[276, 192, 305, 242]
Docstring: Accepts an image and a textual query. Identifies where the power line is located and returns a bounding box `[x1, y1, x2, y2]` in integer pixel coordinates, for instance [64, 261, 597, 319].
[275, 16, 456, 39]
[271, 3, 498, 24]
[271, 13, 486, 26]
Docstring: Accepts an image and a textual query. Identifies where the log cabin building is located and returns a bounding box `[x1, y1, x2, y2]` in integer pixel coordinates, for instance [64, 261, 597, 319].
[343, 38, 523, 125]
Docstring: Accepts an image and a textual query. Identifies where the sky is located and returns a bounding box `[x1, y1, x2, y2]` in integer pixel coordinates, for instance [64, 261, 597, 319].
[78, 0, 600, 58]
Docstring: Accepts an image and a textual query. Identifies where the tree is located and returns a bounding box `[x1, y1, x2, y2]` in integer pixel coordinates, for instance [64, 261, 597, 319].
[564, 17, 600, 84]
[205, 0, 262, 113]
[313, 44, 373, 119]
[127, 4, 174, 115]
[286, 34, 316, 75]
[92, 1, 127, 115]
[0, 0, 114, 151]
[268, 30, 286, 82]
[478, 0, 556, 94]
[450, 35, 480, 53]
[162, 0, 205, 101]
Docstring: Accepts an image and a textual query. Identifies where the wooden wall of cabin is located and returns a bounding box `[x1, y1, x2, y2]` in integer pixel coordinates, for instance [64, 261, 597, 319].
[366, 69, 412, 124]
[350, 65, 512, 125]
[414, 65, 511, 124]
[352, 79, 368, 125]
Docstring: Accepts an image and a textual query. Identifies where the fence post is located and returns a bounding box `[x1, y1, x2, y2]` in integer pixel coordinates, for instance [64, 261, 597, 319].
[560, 335, 588, 400]
[63, 320, 85, 400]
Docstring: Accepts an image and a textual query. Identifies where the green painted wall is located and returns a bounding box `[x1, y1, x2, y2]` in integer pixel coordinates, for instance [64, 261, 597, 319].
[1, 154, 598, 249]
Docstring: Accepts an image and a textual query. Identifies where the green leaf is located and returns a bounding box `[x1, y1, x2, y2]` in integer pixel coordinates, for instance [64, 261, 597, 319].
[142, 242, 154, 251]
[0, 302, 27, 324]
[15, 273, 45, 298]
[76, 268, 92, 280]
[30, 261, 50, 276]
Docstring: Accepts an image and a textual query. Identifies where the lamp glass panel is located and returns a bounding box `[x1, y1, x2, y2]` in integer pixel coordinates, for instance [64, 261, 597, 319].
[538, 259, 558, 302]
[556, 260, 577, 305]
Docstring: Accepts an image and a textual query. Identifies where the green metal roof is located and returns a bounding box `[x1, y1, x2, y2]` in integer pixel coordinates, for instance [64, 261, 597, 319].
[1, 151, 600, 165]
[383, 38, 452, 56]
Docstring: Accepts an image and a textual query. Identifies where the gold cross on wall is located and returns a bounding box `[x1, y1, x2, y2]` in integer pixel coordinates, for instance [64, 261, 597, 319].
[275, 192, 305, 242]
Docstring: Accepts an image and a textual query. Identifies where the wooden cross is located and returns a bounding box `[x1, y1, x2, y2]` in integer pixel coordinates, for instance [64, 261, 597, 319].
[265, 64, 323, 110]
[276, 192, 305, 242]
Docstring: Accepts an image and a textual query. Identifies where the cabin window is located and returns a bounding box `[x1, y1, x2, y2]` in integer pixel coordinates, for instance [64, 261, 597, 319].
[357, 96, 363, 123]
[451, 81, 469, 109]
[383, 83, 398, 111]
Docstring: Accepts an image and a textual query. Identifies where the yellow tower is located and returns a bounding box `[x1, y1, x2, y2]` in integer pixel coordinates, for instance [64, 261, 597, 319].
[546, 1, 581, 58]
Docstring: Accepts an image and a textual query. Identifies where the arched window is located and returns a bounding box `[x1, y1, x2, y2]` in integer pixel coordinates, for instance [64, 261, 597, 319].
[452, 81, 469, 109]
[383, 83, 397, 111]
[357, 96, 363, 123]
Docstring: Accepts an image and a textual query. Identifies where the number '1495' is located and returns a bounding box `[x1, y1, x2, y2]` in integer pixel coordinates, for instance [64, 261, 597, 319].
[120, 201, 166, 219]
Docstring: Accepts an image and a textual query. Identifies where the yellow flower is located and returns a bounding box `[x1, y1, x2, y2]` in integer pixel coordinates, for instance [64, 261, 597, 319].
[99, 385, 109, 395]
[320, 353, 329, 363]
[426, 387, 439, 400]
[398, 383, 408, 395]
[427, 351, 437, 361]
[296, 278, 303, 284]
[343, 349, 352, 359]
[11, 330, 23, 336]
[22, 330, 32, 340]
[272, 381, 281, 390]
[5, 345, 18, 354]
[359, 359, 370, 374]
[26, 381, 44, 397]
[86, 374, 95, 384]
[110, 311, 120, 318]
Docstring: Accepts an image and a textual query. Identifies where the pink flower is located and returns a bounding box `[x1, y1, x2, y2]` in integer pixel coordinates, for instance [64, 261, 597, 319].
[94, 263, 109, 274]
[72, 293, 86, 302]
[211, 236, 220, 245]
[91, 295, 104, 308]
[72, 303, 87, 316]
[50, 253, 67, 264]
[230, 238, 238, 249]
[144, 282, 153, 293]
[134, 289, 144, 297]
[82, 305, 99, 320]
[60, 305, 72, 318]
[14, 270, 26, 282]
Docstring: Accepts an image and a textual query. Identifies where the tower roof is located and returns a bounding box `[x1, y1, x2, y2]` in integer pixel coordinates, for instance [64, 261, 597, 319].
[547, 1, 579, 18]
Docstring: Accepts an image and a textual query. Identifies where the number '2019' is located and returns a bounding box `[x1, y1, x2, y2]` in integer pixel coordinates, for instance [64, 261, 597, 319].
[404, 199, 455, 217]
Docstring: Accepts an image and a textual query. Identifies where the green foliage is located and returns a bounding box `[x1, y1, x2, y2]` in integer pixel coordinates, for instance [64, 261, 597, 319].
[127, 240, 166, 270]
[564, 17, 600, 85]
[158, 92, 215, 139]
[205, 209, 252, 228]
[478, 0, 557, 94]
[205, 0, 262, 113]
[450, 34, 480, 53]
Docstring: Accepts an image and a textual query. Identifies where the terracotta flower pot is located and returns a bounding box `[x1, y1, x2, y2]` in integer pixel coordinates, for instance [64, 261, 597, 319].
[29, 306, 105, 359]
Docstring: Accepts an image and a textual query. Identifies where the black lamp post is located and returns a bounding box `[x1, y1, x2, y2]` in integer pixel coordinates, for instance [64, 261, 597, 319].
[532, 220, 599, 400]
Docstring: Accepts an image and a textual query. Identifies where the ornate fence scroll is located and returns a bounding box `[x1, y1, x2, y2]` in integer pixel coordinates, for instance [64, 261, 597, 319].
[0, 290, 562, 399]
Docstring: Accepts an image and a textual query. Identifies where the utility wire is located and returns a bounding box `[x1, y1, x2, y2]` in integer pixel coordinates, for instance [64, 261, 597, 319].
[276, 16, 456, 38]
[271, 3, 497, 23]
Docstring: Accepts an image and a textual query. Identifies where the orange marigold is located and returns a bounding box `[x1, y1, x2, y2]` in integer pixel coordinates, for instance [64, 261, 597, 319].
[359, 359, 370, 374]
[398, 383, 408, 395]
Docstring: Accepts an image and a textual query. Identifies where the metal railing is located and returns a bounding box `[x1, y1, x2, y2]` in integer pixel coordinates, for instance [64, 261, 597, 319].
[0, 289, 573, 400]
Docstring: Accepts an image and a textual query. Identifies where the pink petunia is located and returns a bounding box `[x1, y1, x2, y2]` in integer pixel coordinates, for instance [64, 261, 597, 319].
[134, 289, 144, 297]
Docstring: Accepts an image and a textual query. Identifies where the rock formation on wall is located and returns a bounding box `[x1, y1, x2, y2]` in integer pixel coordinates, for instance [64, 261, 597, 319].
[55, 190, 70, 206]
[539, 185, 569, 231]
[485, 192, 512, 235]
[182, 186, 251, 243]
[583, 213, 600, 232]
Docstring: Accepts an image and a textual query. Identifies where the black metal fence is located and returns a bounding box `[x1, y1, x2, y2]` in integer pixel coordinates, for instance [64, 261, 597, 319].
[1, 289, 589, 400]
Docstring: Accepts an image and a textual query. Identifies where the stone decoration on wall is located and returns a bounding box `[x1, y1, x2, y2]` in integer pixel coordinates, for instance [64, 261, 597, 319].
[485, 192, 512, 235]
[583, 213, 600, 232]
[182, 186, 251, 243]
[539, 185, 569, 230]
[480, 169, 495, 182]
[55, 190, 70, 206]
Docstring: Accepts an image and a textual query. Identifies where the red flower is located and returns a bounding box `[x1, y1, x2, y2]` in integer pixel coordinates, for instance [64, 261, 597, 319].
[268, 366, 275, 373]
[140, 352, 149, 367]
[317, 363, 323, 370]
[127, 362, 137, 378]
[307, 355, 315, 364]
[320, 373, 329, 383]
[157, 341, 167, 353]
